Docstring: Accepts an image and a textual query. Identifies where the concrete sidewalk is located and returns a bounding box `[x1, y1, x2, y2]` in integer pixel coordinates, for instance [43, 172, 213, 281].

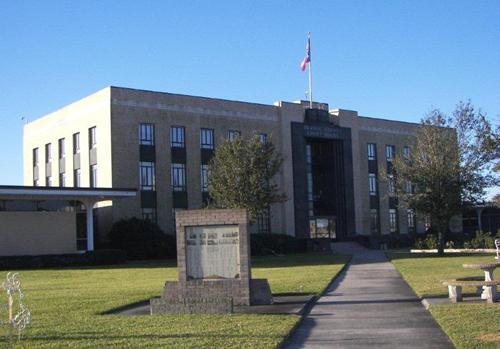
[284, 243, 454, 348]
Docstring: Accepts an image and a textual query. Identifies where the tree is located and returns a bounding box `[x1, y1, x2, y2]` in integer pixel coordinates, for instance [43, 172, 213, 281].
[207, 134, 287, 224]
[391, 101, 499, 255]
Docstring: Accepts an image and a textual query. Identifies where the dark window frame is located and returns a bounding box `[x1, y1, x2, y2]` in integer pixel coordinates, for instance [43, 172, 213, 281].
[367, 143, 376, 160]
[58, 138, 65, 159]
[139, 123, 155, 146]
[171, 163, 186, 192]
[139, 161, 156, 191]
[73, 132, 80, 154]
[171, 126, 185, 148]
[200, 128, 214, 149]
[89, 126, 97, 149]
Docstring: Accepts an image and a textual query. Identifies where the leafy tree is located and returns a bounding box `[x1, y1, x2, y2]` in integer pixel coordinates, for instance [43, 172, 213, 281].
[391, 101, 499, 255]
[207, 134, 287, 224]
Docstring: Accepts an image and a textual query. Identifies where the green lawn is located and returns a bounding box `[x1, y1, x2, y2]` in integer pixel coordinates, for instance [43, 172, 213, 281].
[0, 253, 349, 349]
[388, 252, 500, 349]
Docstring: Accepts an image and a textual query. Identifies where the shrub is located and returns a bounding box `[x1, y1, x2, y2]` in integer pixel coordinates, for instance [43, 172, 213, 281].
[414, 239, 425, 249]
[84, 249, 127, 265]
[445, 241, 455, 249]
[412, 234, 438, 249]
[469, 231, 495, 249]
[423, 235, 438, 249]
[250, 233, 307, 256]
[108, 218, 176, 260]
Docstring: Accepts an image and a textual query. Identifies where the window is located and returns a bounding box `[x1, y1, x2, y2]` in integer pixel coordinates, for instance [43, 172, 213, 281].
[74, 169, 81, 187]
[139, 162, 156, 191]
[45, 143, 52, 163]
[33, 148, 39, 167]
[368, 173, 377, 196]
[58, 138, 65, 159]
[306, 144, 312, 164]
[90, 164, 97, 188]
[367, 143, 376, 160]
[387, 175, 396, 195]
[403, 146, 410, 159]
[200, 164, 209, 192]
[142, 207, 156, 222]
[139, 123, 154, 145]
[407, 209, 415, 231]
[227, 130, 241, 141]
[200, 128, 214, 149]
[386, 145, 395, 162]
[389, 209, 398, 233]
[45, 176, 52, 187]
[171, 126, 185, 148]
[89, 127, 97, 149]
[171, 163, 186, 191]
[73, 133, 80, 154]
[405, 181, 413, 194]
[258, 133, 267, 143]
[257, 207, 271, 233]
[370, 209, 379, 234]
[307, 172, 314, 200]
[424, 215, 431, 231]
[59, 172, 66, 187]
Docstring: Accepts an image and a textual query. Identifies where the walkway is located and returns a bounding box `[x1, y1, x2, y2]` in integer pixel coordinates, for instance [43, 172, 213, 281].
[284, 243, 454, 348]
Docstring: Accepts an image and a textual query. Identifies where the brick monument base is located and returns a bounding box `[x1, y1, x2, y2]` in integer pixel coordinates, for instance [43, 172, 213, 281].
[150, 209, 272, 314]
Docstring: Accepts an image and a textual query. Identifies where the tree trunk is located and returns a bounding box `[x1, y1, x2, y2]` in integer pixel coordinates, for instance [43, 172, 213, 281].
[437, 221, 447, 256]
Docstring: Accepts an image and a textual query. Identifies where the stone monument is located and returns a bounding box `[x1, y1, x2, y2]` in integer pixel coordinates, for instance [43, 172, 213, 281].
[151, 209, 272, 314]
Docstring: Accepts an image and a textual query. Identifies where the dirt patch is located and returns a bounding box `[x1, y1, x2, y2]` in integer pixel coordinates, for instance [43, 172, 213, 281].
[477, 333, 500, 343]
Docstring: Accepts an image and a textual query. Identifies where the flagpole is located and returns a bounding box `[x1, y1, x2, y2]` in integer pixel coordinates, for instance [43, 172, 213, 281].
[308, 33, 312, 109]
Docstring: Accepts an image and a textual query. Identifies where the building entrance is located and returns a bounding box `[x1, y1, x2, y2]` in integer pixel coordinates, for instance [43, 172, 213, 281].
[309, 216, 336, 239]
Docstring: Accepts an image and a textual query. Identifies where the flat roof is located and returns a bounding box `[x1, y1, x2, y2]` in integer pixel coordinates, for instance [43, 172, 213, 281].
[0, 185, 136, 201]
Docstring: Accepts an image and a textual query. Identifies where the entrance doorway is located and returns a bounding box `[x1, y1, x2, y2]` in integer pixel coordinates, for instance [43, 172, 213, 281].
[309, 216, 336, 239]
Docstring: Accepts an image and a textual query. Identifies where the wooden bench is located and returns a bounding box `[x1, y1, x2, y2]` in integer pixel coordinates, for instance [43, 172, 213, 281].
[443, 277, 500, 303]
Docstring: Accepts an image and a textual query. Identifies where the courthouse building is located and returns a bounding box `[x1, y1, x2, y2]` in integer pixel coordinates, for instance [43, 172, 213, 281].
[22, 86, 428, 245]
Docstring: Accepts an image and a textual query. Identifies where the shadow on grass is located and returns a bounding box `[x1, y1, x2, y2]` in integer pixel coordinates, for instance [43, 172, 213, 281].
[100, 299, 151, 315]
[8, 332, 286, 343]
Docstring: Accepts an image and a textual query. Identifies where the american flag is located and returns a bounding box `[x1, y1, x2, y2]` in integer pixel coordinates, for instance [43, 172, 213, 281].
[300, 34, 311, 71]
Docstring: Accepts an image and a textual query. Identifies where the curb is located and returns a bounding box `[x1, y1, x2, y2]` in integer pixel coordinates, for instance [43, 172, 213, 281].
[278, 254, 353, 348]
[421, 298, 431, 310]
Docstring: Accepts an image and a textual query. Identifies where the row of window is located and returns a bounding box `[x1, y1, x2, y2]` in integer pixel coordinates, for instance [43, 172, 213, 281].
[370, 208, 416, 234]
[139, 124, 265, 148]
[33, 127, 97, 187]
[33, 127, 96, 167]
[139, 162, 209, 193]
[367, 143, 410, 161]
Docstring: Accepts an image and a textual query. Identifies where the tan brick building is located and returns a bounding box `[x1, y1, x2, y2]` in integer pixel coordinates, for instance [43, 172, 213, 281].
[23, 86, 428, 244]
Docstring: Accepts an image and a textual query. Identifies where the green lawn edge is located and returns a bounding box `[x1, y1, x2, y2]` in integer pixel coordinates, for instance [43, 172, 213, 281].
[386, 251, 500, 349]
[0, 252, 350, 349]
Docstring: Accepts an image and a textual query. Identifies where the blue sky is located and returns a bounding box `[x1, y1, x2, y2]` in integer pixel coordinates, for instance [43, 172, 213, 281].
[1, 1, 499, 187]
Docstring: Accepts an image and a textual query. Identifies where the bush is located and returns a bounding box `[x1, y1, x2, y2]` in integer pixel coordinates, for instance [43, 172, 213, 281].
[412, 234, 438, 249]
[108, 218, 176, 260]
[469, 231, 495, 249]
[84, 249, 127, 265]
[250, 233, 307, 256]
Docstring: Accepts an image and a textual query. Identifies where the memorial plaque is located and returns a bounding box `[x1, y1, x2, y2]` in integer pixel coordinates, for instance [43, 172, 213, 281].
[185, 225, 240, 279]
[151, 209, 272, 314]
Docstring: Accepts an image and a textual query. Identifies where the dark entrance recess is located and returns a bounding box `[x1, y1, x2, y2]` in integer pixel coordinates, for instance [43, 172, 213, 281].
[291, 121, 355, 240]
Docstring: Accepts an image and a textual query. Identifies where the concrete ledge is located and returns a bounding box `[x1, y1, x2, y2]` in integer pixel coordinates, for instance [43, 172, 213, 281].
[410, 248, 496, 253]
[150, 297, 233, 314]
